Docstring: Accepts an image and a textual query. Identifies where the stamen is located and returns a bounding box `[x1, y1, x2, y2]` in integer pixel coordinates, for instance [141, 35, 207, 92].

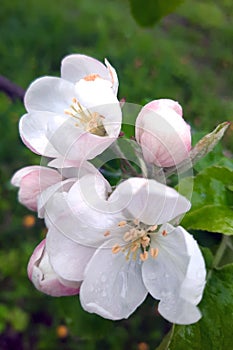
[148, 225, 158, 232]
[123, 231, 133, 242]
[150, 247, 159, 258]
[104, 230, 110, 237]
[130, 242, 140, 252]
[112, 244, 121, 254]
[162, 230, 167, 236]
[140, 251, 148, 261]
[140, 236, 150, 248]
[133, 218, 140, 226]
[118, 221, 127, 227]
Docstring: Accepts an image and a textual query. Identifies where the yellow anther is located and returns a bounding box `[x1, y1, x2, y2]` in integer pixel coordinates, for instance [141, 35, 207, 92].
[104, 230, 110, 237]
[133, 218, 140, 226]
[118, 220, 127, 227]
[112, 244, 121, 254]
[140, 251, 149, 261]
[141, 236, 150, 248]
[162, 230, 167, 236]
[123, 231, 132, 242]
[148, 225, 158, 232]
[150, 247, 159, 258]
[64, 109, 73, 115]
[130, 242, 140, 252]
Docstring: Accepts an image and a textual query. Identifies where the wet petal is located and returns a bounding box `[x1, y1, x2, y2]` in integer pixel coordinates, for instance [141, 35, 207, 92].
[80, 241, 147, 320]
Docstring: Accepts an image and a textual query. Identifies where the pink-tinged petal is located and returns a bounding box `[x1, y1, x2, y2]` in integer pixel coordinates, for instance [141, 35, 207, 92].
[144, 99, 183, 118]
[11, 166, 62, 211]
[24, 76, 75, 113]
[47, 117, 119, 161]
[28, 240, 80, 296]
[109, 177, 191, 225]
[80, 240, 147, 320]
[46, 227, 96, 282]
[19, 112, 62, 157]
[61, 54, 110, 84]
[136, 101, 191, 167]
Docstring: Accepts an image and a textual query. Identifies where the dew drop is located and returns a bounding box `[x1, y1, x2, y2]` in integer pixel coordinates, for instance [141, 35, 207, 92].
[101, 274, 107, 283]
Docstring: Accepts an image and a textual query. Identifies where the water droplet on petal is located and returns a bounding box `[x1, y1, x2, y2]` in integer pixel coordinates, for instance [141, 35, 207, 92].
[101, 275, 107, 283]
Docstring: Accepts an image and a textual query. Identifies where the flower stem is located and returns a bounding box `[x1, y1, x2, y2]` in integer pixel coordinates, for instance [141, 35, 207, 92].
[207, 235, 228, 280]
[110, 141, 141, 177]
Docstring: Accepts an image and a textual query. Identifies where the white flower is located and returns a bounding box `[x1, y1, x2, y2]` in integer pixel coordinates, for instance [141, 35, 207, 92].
[44, 174, 206, 324]
[19, 54, 122, 161]
[135, 99, 191, 167]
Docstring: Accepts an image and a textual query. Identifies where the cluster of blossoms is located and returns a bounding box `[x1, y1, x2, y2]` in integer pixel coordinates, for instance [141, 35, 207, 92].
[12, 54, 206, 325]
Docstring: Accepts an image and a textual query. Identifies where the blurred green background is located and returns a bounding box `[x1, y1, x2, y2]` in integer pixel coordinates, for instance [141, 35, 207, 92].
[0, 0, 232, 349]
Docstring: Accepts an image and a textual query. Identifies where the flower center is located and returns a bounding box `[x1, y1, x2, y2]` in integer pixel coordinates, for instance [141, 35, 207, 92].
[64, 98, 106, 136]
[111, 220, 164, 262]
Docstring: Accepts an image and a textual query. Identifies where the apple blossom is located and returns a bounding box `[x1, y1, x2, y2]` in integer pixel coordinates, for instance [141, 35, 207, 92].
[28, 239, 80, 296]
[19, 55, 122, 161]
[44, 174, 206, 324]
[135, 99, 192, 167]
[11, 159, 110, 216]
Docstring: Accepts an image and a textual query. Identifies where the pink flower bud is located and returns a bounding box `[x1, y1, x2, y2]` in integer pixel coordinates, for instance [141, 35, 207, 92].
[135, 99, 191, 167]
[11, 166, 62, 211]
[27, 240, 80, 296]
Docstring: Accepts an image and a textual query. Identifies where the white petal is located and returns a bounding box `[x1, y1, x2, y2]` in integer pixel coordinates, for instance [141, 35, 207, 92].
[46, 226, 95, 282]
[109, 178, 191, 225]
[104, 58, 119, 95]
[19, 112, 62, 157]
[176, 226, 206, 305]
[142, 225, 190, 302]
[142, 225, 205, 324]
[158, 298, 202, 325]
[38, 178, 75, 218]
[80, 241, 147, 320]
[61, 54, 110, 83]
[46, 116, 118, 161]
[24, 76, 75, 113]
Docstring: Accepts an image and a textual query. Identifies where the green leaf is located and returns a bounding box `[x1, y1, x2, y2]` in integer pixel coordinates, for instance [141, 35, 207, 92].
[179, 166, 233, 235]
[169, 264, 233, 350]
[182, 205, 233, 235]
[129, 0, 184, 27]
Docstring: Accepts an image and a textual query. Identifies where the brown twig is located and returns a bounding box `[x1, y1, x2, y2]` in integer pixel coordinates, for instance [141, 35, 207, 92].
[0, 75, 25, 101]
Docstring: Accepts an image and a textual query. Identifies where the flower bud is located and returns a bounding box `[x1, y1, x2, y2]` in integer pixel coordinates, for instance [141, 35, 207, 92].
[135, 99, 191, 167]
[11, 166, 62, 211]
[27, 240, 80, 296]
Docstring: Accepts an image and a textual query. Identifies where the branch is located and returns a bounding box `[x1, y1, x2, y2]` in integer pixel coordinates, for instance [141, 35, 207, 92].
[0, 75, 25, 101]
